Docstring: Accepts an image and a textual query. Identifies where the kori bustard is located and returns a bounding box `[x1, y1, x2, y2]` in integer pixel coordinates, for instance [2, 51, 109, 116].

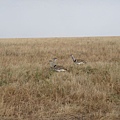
[49, 58, 67, 72]
[70, 54, 86, 65]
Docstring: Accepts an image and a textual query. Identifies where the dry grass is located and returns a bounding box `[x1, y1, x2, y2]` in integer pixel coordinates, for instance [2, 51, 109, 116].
[0, 37, 120, 120]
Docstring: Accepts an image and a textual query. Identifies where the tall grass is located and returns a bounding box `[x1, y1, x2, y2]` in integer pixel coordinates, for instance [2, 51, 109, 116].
[0, 37, 120, 120]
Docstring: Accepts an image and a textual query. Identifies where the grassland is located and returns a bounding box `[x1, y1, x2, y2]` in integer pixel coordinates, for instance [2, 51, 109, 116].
[0, 37, 120, 120]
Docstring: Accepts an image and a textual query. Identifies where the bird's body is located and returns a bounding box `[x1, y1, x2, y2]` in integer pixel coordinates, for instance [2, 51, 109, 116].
[54, 65, 67, 72]
[71, 54, 86, 65]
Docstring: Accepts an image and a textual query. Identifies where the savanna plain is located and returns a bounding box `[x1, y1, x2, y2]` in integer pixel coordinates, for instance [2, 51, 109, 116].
[0, 37, 120, 120]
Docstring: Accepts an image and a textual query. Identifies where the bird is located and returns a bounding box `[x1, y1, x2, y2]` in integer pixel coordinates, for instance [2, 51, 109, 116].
[70, 54, 86, 65]
[49, 58, 67, 72]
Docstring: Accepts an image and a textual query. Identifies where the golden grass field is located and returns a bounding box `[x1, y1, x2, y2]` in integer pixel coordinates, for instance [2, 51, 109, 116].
[0, 37, 120, 120]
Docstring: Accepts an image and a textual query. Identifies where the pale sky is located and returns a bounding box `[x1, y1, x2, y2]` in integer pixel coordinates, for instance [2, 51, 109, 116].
[0, 0, 120, 38]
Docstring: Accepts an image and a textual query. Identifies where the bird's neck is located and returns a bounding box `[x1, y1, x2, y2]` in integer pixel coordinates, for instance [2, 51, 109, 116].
[50, 62, 54, 68]
[71, 56, 76, 62]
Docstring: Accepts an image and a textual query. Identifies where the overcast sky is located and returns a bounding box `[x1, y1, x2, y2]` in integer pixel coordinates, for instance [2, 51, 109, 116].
[0, 0, 120, 38]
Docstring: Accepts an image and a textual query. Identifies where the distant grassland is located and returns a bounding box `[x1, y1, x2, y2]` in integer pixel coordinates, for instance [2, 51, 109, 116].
[0, 37, 120, 120]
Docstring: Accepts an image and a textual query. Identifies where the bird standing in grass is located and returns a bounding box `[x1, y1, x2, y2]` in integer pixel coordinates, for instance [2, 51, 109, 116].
[49, 58, 67, 72]
[70, 54, 86, 65]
